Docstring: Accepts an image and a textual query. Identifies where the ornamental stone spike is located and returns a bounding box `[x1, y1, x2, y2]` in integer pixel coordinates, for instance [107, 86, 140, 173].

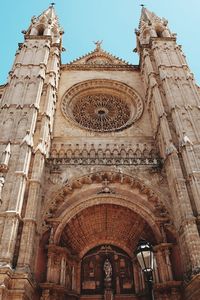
[0, 176, 5, 204]
[137, 6, 172, 47]
[20, 131, 33, 148]
[0, 142, 11, 168]
[26, 4, 62, 44]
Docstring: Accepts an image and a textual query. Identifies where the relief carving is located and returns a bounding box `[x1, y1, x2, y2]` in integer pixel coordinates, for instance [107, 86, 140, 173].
[48, 143, 161, 167]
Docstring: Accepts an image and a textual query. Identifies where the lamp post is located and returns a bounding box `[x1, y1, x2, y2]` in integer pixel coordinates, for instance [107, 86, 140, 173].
[136, 239, 154, 300]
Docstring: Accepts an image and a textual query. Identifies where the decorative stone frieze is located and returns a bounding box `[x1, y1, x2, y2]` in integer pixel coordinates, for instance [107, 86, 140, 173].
[47, 142, 161, 167]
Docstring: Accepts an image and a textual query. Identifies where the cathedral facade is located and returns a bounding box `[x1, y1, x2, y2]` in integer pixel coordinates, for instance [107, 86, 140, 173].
[0, 5, 200, 300]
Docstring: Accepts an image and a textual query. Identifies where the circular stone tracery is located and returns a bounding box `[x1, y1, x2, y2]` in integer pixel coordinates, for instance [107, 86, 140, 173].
[61, 80, 144, 132]
[72, 93, 131, 132]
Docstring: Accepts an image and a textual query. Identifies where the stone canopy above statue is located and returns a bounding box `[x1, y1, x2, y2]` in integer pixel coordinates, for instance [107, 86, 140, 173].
[81, 245, 134, 295]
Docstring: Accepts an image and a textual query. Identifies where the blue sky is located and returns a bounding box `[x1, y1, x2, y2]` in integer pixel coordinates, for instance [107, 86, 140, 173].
[1, 0, 200, 84]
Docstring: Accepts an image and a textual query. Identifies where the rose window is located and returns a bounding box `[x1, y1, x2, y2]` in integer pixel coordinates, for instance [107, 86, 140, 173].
[72, 94, 131, 132]
[61, 80, 144, 132]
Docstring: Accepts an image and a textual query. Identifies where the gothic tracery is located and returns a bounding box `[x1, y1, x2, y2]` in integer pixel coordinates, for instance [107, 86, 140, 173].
[61, 79, 144, 132]
[72, 93, 131, 131]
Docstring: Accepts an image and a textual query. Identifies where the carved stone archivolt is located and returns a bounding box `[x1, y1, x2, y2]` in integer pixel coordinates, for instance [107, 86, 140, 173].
[41, 171, 171, 243]
[61, 80, 144, 132]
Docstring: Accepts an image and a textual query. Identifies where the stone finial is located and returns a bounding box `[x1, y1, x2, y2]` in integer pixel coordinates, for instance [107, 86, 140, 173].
[20, 131, 33, 148]
[34, 139, 47, 156]
[137, 7, 172, 46]
[0, 142, 11, 172]
[27, 4, 62, 43]
[179, 132, 193, 147]
[0, 176, 5, 204]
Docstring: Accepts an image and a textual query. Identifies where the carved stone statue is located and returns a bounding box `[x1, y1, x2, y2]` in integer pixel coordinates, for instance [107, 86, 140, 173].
[104, 259, 112, 279]
[93, 40, 103, 50]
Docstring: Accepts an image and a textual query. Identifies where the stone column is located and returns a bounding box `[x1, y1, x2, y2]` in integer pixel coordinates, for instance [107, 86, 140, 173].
[60, 256, 66, 286]
[155, 244, 173, 283]
[46, 254, 53, 283]
[155, 249, 166, 283]
[165, 248, 173, 281]
[72, 265, 76, 291]
[153, 256, 160, 284]
[133, 261, 140, 294]
[0, 133, 33, 266]
[77, 263, 81, 294]
[16, 149, 45, 270]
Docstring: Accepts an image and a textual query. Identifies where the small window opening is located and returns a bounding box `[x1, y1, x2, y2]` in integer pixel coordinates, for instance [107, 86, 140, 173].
[38, 27, 44, 36]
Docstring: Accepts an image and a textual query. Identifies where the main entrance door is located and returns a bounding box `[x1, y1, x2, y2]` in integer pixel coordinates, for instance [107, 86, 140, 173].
[81, 245, 135, 299]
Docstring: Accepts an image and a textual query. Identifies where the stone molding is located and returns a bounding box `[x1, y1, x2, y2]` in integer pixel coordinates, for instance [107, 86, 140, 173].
[41, 171, 171, 246]
[61, 64, 139, 71]
[47, 142, 161, 167]
[48, 157, 161, 167]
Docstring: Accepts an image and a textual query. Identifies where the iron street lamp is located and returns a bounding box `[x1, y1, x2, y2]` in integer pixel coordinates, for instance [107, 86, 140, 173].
[136, 239, 154, 300]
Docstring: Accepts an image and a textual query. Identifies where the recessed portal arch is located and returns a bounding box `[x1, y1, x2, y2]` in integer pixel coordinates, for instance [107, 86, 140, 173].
[39, 171, 181, 299]
[53, 195, 162, 250]
[39, 178, 182, 300]
[58, 203, 157, 258]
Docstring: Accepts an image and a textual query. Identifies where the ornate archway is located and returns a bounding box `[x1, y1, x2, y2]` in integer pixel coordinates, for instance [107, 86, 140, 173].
[38, 172, 182, 300]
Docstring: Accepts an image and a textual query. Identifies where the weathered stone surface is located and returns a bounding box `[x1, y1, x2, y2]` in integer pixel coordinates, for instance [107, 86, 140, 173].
[0, 5, 199, 300]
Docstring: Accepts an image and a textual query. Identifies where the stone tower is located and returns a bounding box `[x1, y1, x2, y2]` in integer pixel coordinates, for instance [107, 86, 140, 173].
[0, 5, 200, 300]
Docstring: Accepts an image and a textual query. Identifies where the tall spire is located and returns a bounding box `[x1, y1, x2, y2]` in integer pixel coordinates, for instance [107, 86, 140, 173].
[25, 4, 63, 43]
[38, 4, 57, 22]
[136, 7, 173, 48]
[139, 7, 161, 28]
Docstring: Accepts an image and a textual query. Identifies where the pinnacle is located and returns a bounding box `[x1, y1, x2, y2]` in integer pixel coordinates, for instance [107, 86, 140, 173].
[39, 5, 57, 22]
[139, 6, 159, 28]
[27, 4, 61, 38]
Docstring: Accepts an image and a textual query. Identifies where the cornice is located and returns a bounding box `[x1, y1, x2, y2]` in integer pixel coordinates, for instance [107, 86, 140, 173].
[61, 64, 139, 71]
[139, 37, 177, 51]
[25, 35, 52, 41]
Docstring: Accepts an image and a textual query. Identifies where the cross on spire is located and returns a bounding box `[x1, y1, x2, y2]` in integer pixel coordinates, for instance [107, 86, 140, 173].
[50, 2, 55, 7]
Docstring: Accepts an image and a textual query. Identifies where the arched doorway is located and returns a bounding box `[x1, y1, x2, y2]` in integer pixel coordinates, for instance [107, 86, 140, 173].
[57, 203, 157, 300]
[39, 173, 182, 300]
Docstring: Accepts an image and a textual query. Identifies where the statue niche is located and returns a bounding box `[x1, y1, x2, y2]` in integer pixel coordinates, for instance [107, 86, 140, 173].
[104, 258, 112, 288]
[81, 245, 134, 295]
